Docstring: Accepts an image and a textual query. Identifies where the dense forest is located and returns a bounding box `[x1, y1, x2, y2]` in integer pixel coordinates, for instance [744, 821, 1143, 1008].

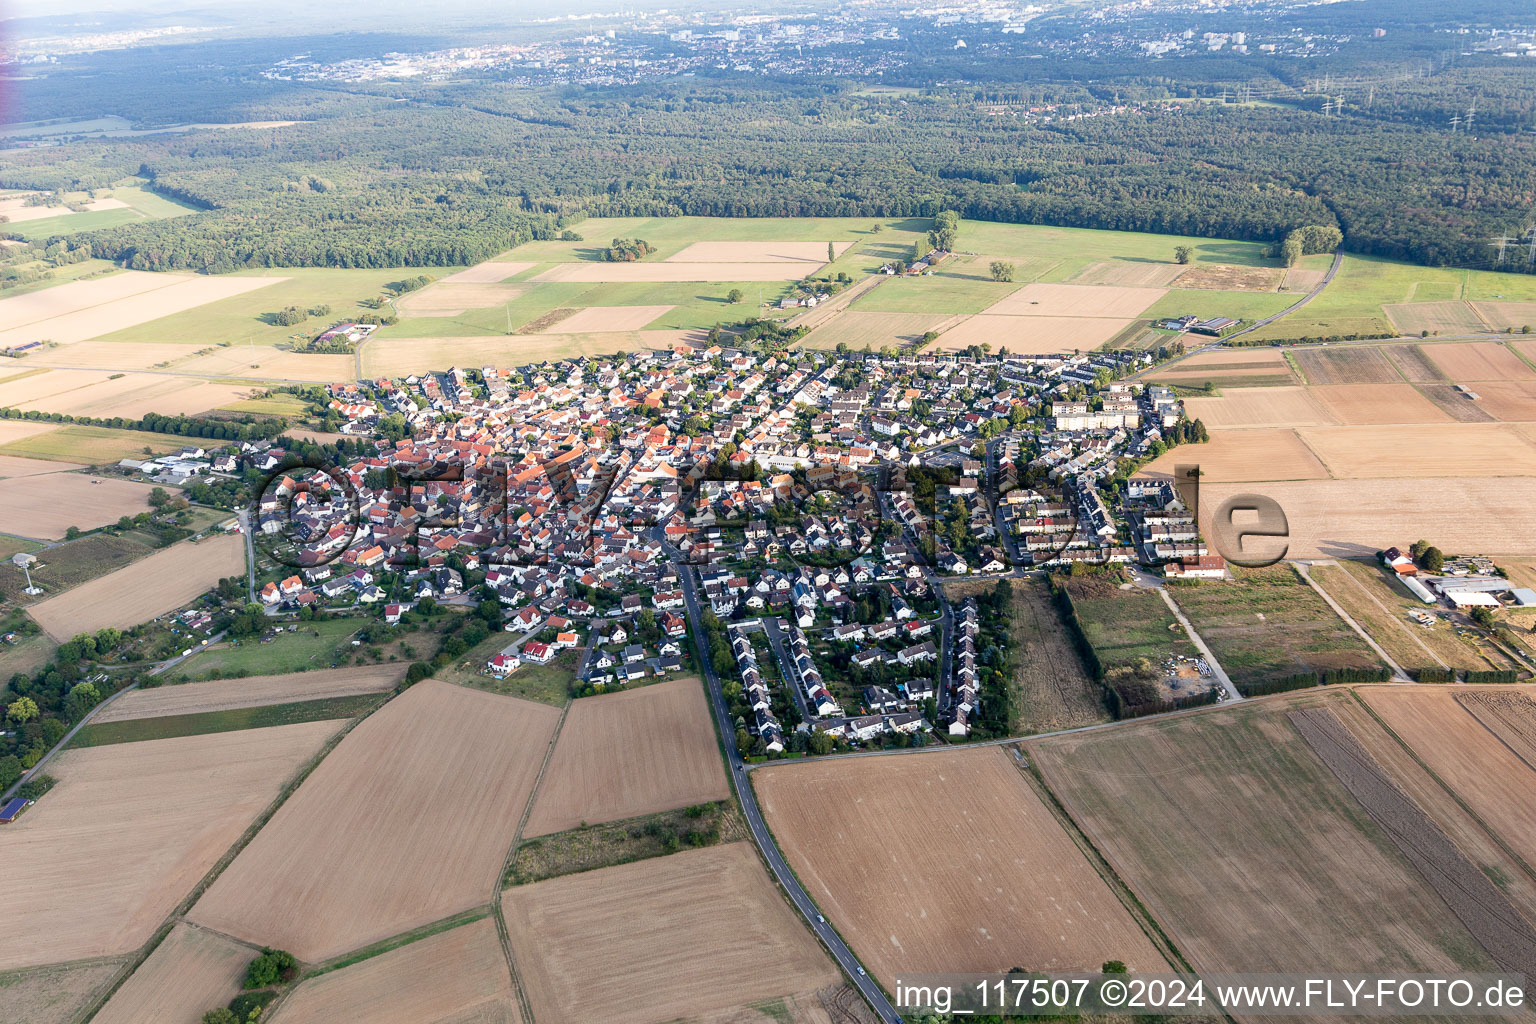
[2, 31, 1534, 273]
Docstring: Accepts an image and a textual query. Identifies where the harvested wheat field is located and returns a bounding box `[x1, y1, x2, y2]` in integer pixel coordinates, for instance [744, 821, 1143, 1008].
[0, 722, 339, 970]
[1138, 428, 1328, 482]
[0, 275, 284, 349]
[270, 918, 520, 1024]
[1279, 267, 1329, 292]
[28, 533, 245, 640]
[1173, 348, 1289, 369]
[0, 473, 157, 540]
[503, 842, 839, 1024]
[1296, 424, 1536, 478]
[1292, 346, 1401, 385]
[1425, 342, 1536, 381]
[1183, 386, 1337, 428]
[0, 419, 59, 446]
[1195, 478, 1536, 558]
[1310, 382, 1452, 425]
[533, 262, 809, 283]
[0, 270, 183, 329]
[1467, 380, 1536, 422]
[95, 666, 403, 723]
[1418, 384, 1498, 422]
[173, 346, 355, 383]
[933, 313, 1131, 354]
[666, 241, 851, 263]
[1361, 688, 1536, 876]
[985, 281, 1165, 318]
[1383, 300, 1489, 336]
[440, 261, 534, 284]
[3, 371, 253, 419]
[362, 331, 692, 375]
[1173, 264, 1284, 291]
[1151, 365, 1297, 387]
[755, 748, 1163, 986]
[92, 924, 255, 1024]
[0, 960, 125, 1024]
[523, 677, 727, 837]
[0, 454, 76, 478]
[550, 304, 674, 333]
[1475, 302, 1536, 332]
[1030, 696, 1499, 978]
[799, 311, 951, 350]
[1068, 261, 1188, 287]
[395, 282, 527, 315]
[189, 681, 561, 962]
[23, 340, 207, 372]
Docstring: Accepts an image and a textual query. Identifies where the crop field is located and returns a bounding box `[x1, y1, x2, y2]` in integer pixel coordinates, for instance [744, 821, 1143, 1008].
[96, 666, 403, 722]
[1291, 346, 1402, 385]
[189, 681, 561, 962]
[502, 842, 842, 1024]
[1194, 478, 1536, 558]
[394, 281, 526, 316]
[440, 261, 534, 284]
[1184, 385, 1337, 428]
[0, 369, 254, 418]
[0, 184, 198, 241]
[270, 917, 519, 1024]
[508, 801, 748, 885]
[1030, 695, 1501, 977]
[1279, 266, 1329, 292]
[74, 694, 380, 747]
[1006, 580, 1111, 734]
[985, 281, 1166, 318]
[549, 304, 675, 333]
[1309, 382, 1452, 425]
[1141, 289, 1296, 322]
[1138, 427, 1328, 482]
[28, 533, 245, 640]
[666, 240, 852, 263]
[0, 274, 285, 349]
[523, 676, 727, 837]
[756, 749, 1164, 985]
[361, 330, 695, 376]
[1150, 365, 1297, 389]
[0, 532, 156, 610]
[932, 313, 1132, 354]
[1465, 380, 1536, 421]
[0, 453, 80, 477]
[959, 221, 1275, 267]
[0, 722, 339, 970]
[1311, 562, 1495, 673]
[1425, 341, 1536, 381]
[0, 961, 125, 1024]
[852, 274, 1023, 315]
[532, 261, 811, 283]
[0, 472, 157, 540]
[1062, 574, 1196, 670]
[798, 310, 951, 350]
[1383, 301, 1490, 335]
[1414, 384, 1498, 422]
[1296, 423, 1536, 479]
[1066, 261, 1188, 287]
[92, 923, 255, 1024]
[1474, 302, 1536, 332]
[1361, 688, 1536, 878]
[1168, 565, 1382, 688]
[1173, 263, 1285, 291]
[1384, 344, 1451, 382]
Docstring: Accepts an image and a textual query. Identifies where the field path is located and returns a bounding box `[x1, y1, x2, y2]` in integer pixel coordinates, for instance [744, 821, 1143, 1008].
[1157, 588, 1242, 700]
[1293, 562, 1412, 680]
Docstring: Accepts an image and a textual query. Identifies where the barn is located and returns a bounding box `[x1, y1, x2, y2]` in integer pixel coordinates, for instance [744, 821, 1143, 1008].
[0, 797, 32, 824]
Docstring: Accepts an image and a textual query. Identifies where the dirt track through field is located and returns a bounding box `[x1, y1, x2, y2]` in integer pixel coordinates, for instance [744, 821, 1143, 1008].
[1291, 707, 1536, 980]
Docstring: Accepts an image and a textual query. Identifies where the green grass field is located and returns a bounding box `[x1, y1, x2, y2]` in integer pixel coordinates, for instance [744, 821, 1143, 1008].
[1063, 575, 1197, 670]
[177, 618, 366, 679]
[218, 391, 312, 416]
[851, 273, 1021, 315]
[0, 258, 124, 299]
[1142, 289, 1297, 321]
[70, 693, 376, 746]
[960, 221, 1276, 267]
[6, 184, 200, 241]
[445, 638, 577, 706]
[0, 424, 180, 463]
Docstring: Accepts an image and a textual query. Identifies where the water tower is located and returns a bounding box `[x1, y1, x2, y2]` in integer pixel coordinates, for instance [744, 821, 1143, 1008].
[12, 552, 41, 595]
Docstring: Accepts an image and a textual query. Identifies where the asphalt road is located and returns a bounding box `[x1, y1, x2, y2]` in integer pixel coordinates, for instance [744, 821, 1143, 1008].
[653, 528, 901, 1024]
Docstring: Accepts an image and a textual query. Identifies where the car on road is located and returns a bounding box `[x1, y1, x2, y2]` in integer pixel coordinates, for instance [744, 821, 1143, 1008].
[817, 914, 825, 923]
[857, 967, 866, 976]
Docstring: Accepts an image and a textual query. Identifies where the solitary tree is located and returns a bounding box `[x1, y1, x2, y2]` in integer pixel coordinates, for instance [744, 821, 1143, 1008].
[827, 241, 836, 263]
[989, 260, 1015, 282]
[726, 288, 743, 304]
[1174, 245, 1194, 265]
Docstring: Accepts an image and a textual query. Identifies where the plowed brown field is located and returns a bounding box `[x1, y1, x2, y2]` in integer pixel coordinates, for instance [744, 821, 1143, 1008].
[92, 924, 253, 1024]
[1425, 342, 1536, 381]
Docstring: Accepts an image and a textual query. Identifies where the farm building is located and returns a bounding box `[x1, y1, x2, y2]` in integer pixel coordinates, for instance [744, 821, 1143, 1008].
[1190, 317, 1240, 337]
[0, 797, 32, 824]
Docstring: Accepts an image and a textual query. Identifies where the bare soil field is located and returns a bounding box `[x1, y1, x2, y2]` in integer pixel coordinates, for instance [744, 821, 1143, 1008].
[755, 748, 1164, 986]
[1195, 478, 1536, 558]
[1361, 689, 1536, 896]
[502, 842, 841, 1024]
[1169, 348, 1291, 368]
[189, 680, 561, 962]
[798, 311, 950, 350]
[1183, 386, 1337, 428]
[0, 275, 285, 349]
[1296, 423, 1536, 479]
[22, 340, 207, 372]
[270, 918, 520, 1024]
[1424, 342, 1536, 381]
[549, 304, 674, 333]
[1152, 365, 1298, 387]
[1279, 267, 1329, 292]
[0, 419, 58, 445]
[1289, 707, 1536, 979]
[666, 241, 851, 263]
[1385, 344, 1451, 382]
[96, 666, 403, 723]
[985, 281, 1166, 318]
[0, 269, 178, 329]
[0, 453, 76, 477]
[1030, 695, 1499, 977]
[1173, 264, 1284, 291]
[2, 370, 253, 418]
[92, 923, 254, 1024]
[523, 676, 728, 837]
[362, 331, 692, 376]
[1139, 427, 1328, 482]
[174, 346, 355, 382]
[932, 313, 1132, 354]
[395, 282, 527, 315]
[1292, 346, 1401, 385]
[1418, 384, 1497, 422]
[1458, 690, 1536, 767]
[532, 262, 810, 283]
[0, 960, 125, 1024]
[1309, 382, 1453, 425]
[28, 533, 246, 640]
[1067, 261, 1188, 287]
[440, 261, 534, 284]
[0, 473, 157, 540]
[0, 721, 339, 970]
[1383, 300, 1489, 336]
[1461, 380, 1536, 422]
[1475, 302, 1536, 332]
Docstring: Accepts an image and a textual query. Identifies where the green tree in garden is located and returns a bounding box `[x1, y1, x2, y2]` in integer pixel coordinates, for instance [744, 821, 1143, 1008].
[7, 696, 38, 724]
